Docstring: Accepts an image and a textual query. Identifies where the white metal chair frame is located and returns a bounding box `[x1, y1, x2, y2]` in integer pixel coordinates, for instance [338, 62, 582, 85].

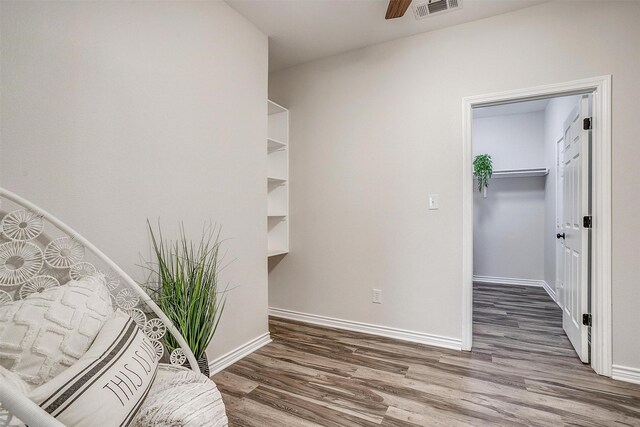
[0, 187, 199, 427]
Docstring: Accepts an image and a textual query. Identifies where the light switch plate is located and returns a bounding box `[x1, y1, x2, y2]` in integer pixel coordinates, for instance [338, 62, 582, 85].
[372, 289, 382, 304]
[428, 194, 439, 210]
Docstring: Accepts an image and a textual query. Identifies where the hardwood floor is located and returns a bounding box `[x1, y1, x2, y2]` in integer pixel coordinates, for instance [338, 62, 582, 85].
[212, 283, 640, 426]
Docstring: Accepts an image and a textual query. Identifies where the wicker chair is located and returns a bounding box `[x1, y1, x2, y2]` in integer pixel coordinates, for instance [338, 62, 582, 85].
[0, 188, 227, 426]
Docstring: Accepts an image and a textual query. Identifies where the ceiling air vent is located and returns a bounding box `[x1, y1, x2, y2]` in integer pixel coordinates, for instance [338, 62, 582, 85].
[413, 0, 462, 20]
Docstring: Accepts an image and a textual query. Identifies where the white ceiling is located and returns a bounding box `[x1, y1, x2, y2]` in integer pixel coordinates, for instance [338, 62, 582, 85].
[226, 0, 548, 72]
[473, 99, 550, 119]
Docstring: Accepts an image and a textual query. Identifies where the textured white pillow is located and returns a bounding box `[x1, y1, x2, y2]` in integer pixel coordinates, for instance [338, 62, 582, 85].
[29, 310, 159, 427]
[0, 274, 113, 388]
[132, 365, 228, 427]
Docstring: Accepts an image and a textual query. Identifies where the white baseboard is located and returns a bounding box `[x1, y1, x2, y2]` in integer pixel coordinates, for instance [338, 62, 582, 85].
[269, 307, 462, 351]
[541, 281, 561, 307]
[473, 275, 545, 287]
[208, 332, 271, 375]
[474, 275, 560, 307]
[612, 365, 640, 385]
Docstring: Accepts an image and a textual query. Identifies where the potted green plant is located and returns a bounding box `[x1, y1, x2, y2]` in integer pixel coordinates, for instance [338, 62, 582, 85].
[146, 222, 227, 376]
[473, 154, 493, 198]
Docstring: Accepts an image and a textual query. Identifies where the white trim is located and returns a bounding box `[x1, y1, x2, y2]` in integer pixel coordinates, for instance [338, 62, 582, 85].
[269, 307, 462, 350]
[541, 281, 560, 307]
[589, 76, 613, 377]
[612, 365, 640, 385]
[208, 332, 272, 375]
[461, 89, 473, 351]
[462, 75, 612, 376]
[473, 275, 545, 287]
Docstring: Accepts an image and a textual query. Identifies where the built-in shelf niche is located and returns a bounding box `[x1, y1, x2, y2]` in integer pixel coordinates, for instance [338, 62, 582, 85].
[267, 100, 289, 257]
[268, 216, 288, 257]
[268, 148, 287, 179]
[268, 182, 287, 217]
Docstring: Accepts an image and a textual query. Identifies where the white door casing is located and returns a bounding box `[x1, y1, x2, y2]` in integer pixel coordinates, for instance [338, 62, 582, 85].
[556, 137, 565, 307]
[561, 96, 590, 363]
[462, 75, 611, 376]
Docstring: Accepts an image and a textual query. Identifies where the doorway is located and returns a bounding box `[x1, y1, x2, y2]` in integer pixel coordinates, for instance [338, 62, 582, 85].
[461, 76, 612, 376]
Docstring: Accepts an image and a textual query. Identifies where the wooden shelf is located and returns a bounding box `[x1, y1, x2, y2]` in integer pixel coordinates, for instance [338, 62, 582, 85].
[474, 167, 549, 179]
[268, 213, 287, 218]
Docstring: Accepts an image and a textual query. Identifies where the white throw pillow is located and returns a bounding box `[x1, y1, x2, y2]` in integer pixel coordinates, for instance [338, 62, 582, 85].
[0, 275, 113, 388]
[29, 310, 159, 427]
[132, 365, 228, 427]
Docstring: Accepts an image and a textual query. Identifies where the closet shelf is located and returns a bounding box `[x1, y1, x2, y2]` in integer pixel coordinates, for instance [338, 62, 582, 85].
[478, 167, 549, 178]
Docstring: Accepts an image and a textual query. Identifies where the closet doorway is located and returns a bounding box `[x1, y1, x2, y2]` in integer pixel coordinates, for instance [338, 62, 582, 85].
[461, 76, 612, 377]
[471, 94, 591, 361]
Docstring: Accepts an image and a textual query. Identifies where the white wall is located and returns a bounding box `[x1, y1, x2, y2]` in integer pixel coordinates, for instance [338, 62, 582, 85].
[269, 1, 640, 369]
[473, 112, 546, 281]
[0, 1, 269, 361]
[473, 112, 546, 170]
[543, 95, 581, 299]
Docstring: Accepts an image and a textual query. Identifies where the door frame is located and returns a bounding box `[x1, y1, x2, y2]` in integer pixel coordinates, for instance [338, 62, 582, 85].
[555, 135, 564, 308]
[461, 75, 612, 376]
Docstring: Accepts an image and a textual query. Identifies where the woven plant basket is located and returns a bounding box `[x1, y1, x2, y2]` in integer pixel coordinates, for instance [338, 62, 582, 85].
[197, 354, 210, 377]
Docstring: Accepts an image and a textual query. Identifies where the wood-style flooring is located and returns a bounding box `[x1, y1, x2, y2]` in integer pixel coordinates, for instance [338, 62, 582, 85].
[212, 283, 640, 426]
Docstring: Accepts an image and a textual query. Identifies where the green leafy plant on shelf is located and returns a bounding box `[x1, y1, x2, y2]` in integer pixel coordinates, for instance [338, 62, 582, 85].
[473, 154, 493, 197]
[146, 221, 228, 375]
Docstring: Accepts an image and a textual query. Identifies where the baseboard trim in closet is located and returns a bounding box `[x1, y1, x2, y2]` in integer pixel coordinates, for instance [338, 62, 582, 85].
[541, 281, 561, 307]
[268, 307, 462, 351]
[612, 365, 640, 385]
[473, 275, 545, 287]
[208, 332, 272, 375]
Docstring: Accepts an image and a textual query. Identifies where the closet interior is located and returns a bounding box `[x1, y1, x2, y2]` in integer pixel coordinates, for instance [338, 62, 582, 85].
[472, 95, 583, 306]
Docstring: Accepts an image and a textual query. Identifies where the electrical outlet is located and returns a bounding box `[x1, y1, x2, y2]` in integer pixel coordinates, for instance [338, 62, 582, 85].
[372, 289, 382, 304]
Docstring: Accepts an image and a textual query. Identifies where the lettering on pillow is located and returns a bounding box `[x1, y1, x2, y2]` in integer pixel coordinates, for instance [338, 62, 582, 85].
[28, 312, 160, 427]
[102, 338, 157, 406]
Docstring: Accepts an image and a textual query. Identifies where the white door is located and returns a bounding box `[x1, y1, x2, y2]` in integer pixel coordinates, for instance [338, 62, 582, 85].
[561, 96, 590, 363]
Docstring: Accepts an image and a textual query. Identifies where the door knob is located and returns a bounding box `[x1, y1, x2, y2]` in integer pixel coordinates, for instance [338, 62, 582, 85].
[556, 233, 565, 239]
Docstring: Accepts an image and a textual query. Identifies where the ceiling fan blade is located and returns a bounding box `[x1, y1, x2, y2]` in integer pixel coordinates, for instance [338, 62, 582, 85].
[385, 0, 412, 19]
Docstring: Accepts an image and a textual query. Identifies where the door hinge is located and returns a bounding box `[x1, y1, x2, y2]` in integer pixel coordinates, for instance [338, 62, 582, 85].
[583, 216, 592, 229]
[582, 313, 592, 326]
[583, 117, 592, 130]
